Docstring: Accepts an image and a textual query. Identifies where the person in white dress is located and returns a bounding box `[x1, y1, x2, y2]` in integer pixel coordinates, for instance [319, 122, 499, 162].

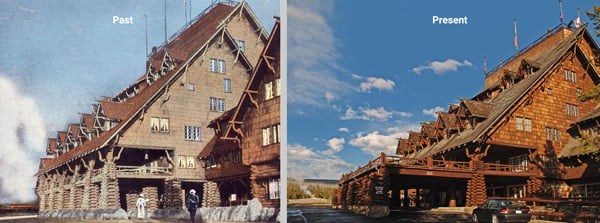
[136, 193, 150, 218]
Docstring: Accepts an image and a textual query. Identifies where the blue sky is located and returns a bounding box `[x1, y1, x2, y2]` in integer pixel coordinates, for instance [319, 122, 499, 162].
[0, 0, 278, 203]
[287, 0, 600, 180]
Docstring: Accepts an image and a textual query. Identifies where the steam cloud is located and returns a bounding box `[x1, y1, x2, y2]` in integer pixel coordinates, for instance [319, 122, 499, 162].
[0, 76, 46, 203]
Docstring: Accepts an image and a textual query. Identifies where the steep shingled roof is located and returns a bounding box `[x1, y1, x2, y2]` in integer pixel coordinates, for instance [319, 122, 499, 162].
[396, 138, 409, 155]
[37, 2, 261, 175]
[461, 99, 495, 118]
[410, 25, 592, 159]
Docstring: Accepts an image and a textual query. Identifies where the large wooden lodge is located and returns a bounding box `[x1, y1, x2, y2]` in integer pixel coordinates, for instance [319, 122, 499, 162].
[334, 24, 600, 217]
[35, 1, 279, 214]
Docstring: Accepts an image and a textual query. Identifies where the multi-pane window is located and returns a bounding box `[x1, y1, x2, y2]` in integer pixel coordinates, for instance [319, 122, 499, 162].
[218, 98, 225, 112]
[210, 58, 217, 72]
[576, 88, 582, 98]
[547, 88, 553, 95]
[218, 60, 225, 73]
[516, 117, 523, 130]
[210, 58, 225, 73]
[151, 117, 169, 132]
[508, 154, 529, 172]
[184, 126, 201, 141]
[224, 79, 231, 93]
[564, 69, 576, 83]
[210, 97, 218, 111]
[210, 97, 225, 112]
[188, 83, 195, 91]
[264, 81, 273, 100]
[236, 39, 245, 52]
[546, 127, 560, 141]
[233, 150, 241, 163]
[566, 103, 579, 117]
[268, 178, 280, 200]
[524, 118, 532, 132]
[262, 127, 271, 146]
[205, 156, 216, 169]
[275, 78, 281, 97]
[261, 125, 280, 146]
[178, 155, 196, 169]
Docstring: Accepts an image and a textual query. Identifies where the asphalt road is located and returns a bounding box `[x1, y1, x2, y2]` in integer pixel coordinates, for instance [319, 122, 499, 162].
[288, 206, 472, 223]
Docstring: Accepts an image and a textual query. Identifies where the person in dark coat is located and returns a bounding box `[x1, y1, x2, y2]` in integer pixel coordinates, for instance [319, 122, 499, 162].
[186, 189, 200, 223]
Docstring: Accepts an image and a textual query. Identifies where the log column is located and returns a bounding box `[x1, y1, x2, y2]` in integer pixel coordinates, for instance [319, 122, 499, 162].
[526, 177, 543, 197]
[202, 181, 221, 207]
[163, 179, 182, 208]
[80, 159, 95, 210]
[98, 148, 122, 209]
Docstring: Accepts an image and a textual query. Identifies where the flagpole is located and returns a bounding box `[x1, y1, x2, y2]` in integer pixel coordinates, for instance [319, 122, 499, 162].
[559, 0, 564, 25]
[514, 18, 519, 55]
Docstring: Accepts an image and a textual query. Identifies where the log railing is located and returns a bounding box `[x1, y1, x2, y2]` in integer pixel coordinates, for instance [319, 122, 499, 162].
[339, 153, 534, 184]
[116, 165, 172, 175]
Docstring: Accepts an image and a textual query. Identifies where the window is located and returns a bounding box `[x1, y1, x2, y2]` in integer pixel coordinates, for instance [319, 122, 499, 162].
[210, 58, 217, 72]
[233, 150, 241, 163]
[224, 79, 231, 93]
[218, 98, 225, 112]
[187, 156, 196, 168]
[262, 127, 270, 146]
[516, 117, 523, 130]
[210, 58, 225, 73]
[205, 156, 216, 169]
[210, 97, 218, 111]
[184, 126, 201, 141]
[566, 103, 579, 117]
[564, 69, 576, 83]
[546, 127, 552, 140]
[188, 83, 195, 91]
[275, 78, 281, 97]
[547, 88, 552, 95]
[236, 39, 245, 52]
[524, 118, 532, 132]
[508, 154, 529, 172]
[554, 128, 560, 141]
[210, 98, 225, 112]
[268, 178, 280, 200]
[272, 124, 280, 144]
[151, 117, 169, 132]
[264, 81, 273, 100]
[546, 127, 560, 141]
[576, 88, 582, 98]
[218, 60, 225, 73]
[179, 155, 197, 169]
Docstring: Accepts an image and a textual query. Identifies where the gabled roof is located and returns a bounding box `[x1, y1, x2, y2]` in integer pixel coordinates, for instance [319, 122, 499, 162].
[558, 137, 598, 158]
[80, 114, 95, 129]
[37, 2, 264, 176]
[47, 138, 57, 155]
[573, 105, 600, 125]
[461, 99, 495, 118]
[219, 17, 280, 140]
[396, 138, 409, 155]
[421, 122, 436, 138]
[408, 131, 422, 143]
[411, 25, 597, 159]
[197, 135, 240, 159]
[438, 112, 459, 129]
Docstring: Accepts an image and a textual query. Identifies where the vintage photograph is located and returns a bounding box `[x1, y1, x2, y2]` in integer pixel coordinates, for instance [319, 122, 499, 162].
[0, 0, 279, 222]
[287, 0, 600, 222]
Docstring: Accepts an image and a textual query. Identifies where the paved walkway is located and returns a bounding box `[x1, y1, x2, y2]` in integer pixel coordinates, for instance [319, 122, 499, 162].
[288, 206, 472, 223]
[0, 215, 37, 221]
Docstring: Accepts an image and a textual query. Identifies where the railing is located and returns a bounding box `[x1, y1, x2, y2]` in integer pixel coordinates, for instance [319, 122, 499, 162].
[340, 153, 535, 184]
[116, 165, 172, 175]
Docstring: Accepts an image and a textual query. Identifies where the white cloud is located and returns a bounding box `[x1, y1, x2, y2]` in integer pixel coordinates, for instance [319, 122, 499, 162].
[288, 144, 354, 179]
[412, 59, 473, 75]
[423, 106, 445, 118]
[359, 77, 395, 92]
[288, 2, 352, 107]
[0, 76, 46, 203]
[325, 92, 335, 102]
[326, 137, 345, 153]
[351, 74, 362, 79]
[338, 127, 350, 133]
[341, 106, 412, 122]
[349, 124, 421, 157]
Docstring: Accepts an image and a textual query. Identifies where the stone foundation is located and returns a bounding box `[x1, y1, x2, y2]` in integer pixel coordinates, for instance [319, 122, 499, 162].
[39, 209, 128, 220]
[347, 205, 389, 218]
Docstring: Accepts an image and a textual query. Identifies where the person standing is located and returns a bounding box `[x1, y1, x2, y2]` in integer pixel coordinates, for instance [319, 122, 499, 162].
[136, 193, 150, 218]
[186, 189, 200, 223]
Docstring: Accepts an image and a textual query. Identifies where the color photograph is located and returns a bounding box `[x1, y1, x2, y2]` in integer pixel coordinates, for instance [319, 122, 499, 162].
[287, 0, 600, 222]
